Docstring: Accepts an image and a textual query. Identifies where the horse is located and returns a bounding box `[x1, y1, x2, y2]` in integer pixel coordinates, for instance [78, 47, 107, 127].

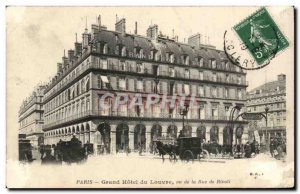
[155, 141, 178, 162]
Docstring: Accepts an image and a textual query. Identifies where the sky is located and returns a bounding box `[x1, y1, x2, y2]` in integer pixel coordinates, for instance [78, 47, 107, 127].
[6, 6, 293, 128]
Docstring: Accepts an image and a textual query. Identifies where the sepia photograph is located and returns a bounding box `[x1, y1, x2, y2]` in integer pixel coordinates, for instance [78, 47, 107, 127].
[6, 6, 295, 189]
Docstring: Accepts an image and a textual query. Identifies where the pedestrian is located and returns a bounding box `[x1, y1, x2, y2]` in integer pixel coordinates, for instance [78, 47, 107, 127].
[39, 144, 45, 160]
[244, 141, 251, 158]
[270, 137, 275, 157]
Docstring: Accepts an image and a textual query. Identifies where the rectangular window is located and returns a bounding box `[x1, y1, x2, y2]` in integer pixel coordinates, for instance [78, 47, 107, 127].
[213, 73, 217, 82]
[199, 71, 204, 80]
[212, 87, 217, 97]
[137, 63, 144, 73]
[212, 59, 217, 68]
[224, 88, 228, 98]
[199, 57, 204, 67]
[97, 75, 102, 88]
[198, 86, 204, 96]
[169, 67, 175, 77]
[137, 80, 143, 92]
[119, 78, 126, 90]
[184, 84, 190, 95]
[101, 59, 108, 69]
[185, 69, 190, 78]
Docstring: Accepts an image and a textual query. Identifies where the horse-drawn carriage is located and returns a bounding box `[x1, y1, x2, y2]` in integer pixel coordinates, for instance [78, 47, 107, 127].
[19, 139, 34, 162]
[56, 138, 89, 164]
[154, 137, 208, 162]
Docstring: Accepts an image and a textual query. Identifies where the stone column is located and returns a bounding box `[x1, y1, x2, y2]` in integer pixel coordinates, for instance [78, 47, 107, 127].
[145, 125, 152, 152]
[206, 128, 210, 142]
[128, 125, 134, 152]
[110, 125, 116, 154]
[219, 127, 223, 145]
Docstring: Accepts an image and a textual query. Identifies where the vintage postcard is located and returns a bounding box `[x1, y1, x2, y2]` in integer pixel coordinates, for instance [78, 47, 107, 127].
[6, 6, 295, 189]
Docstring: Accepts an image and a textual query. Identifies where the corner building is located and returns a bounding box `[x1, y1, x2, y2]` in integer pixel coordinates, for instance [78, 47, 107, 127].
[42, 17, 248, 154]
[246, 74, 286, 142]
[19, 85, 46, 147]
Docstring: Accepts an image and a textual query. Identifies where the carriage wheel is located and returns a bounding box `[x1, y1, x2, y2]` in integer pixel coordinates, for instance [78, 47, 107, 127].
[183, 150, 194, 162]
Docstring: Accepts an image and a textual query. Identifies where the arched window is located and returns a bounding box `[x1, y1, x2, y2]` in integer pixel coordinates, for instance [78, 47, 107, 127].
[103, 44, 108, 54]
[76, 84, 80, 96]
[86, 78, 90, 91]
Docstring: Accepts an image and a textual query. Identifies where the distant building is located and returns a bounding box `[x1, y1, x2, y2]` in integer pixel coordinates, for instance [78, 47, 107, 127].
[18, 85, 46, 147]
[40, 15, 248, 154]
[246, 74, 286, 142]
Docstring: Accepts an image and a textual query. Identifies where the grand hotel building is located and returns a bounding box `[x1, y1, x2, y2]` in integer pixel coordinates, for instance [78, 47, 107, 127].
[42, 16, 248, 153]
[19, 85, 46, 147]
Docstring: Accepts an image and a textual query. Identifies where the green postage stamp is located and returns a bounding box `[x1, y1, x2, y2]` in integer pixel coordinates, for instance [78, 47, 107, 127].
[233, 7, 289, 66]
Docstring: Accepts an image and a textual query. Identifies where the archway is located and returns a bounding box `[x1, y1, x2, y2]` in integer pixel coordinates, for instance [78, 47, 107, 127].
[236, 125, 244, 144]
[223, 126, 232, 145]
[197, 126, 206, 142]
[116, 123, 129, 153]
[134, 124, 146, 150]
[167, 125, 177, 139]
[151, 124, 162, 141]
[81, 124, 85, 144]
[183, 125, 192, 137]
[210, 126, 219, 143]
[97, 123, 111, 153]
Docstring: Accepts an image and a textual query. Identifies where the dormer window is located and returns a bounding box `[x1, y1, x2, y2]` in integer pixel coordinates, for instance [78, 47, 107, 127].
[211, 59, 217, 68]
[198, 57, 204, 67]
[139, 49, 144, 59]
[170, 54, 175, 63]
[121, 46, 127, 57]
[115, 45, 120, 55]
[103, 44, 108, 54]
[181, 55, 189, 65]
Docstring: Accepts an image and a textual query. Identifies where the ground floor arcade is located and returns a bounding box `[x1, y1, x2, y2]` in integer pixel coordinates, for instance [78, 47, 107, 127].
[43, 119, 249, 154]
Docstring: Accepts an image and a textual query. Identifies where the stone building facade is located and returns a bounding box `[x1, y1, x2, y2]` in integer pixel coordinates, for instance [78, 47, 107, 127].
[19, 85, 46, 147]
[246, 74, 286, 142]
[41, 16, 248, 154]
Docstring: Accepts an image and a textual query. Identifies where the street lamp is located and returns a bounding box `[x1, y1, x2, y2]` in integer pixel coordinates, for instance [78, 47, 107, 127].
[179, 102, 190, 136]
[230, 105, 241, 154]
[265, 106, 269, 145]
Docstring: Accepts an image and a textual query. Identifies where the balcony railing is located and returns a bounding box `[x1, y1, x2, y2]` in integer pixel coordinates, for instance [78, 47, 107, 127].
[44, 62, 248, 102]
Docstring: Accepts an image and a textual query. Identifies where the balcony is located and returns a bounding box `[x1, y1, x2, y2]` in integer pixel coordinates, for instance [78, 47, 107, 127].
[44, 61, 248, 103]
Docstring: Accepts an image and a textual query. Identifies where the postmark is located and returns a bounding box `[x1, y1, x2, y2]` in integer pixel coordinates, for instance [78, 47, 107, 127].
[224, 7, 289, 70]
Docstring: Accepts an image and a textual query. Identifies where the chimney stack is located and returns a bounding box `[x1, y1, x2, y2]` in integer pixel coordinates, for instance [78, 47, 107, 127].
[115, 18, 126, 35]
[146, 24, 158, 39]
[91, 24, 99, 39]
[188, 33, 201, 49]
[62, 50, 68, 66]
[134, 21, 138, 34]
[57, 63, 63, 73]
[68, 49, 75, 63]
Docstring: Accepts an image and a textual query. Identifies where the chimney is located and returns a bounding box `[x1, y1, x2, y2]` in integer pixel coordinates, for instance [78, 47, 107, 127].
[277, 74, 286, 81]
[62, 50, 68, 66]
[115, 18, 126, 35]
[75, 42, 82, 56]
[134, 21, 137, 35]
[57, 63, 63, 73]
[146, 24, 158, 39]
[91, 24, 99, 39]
[188, 33, 201, 49]
[68, 49, 75, 63]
